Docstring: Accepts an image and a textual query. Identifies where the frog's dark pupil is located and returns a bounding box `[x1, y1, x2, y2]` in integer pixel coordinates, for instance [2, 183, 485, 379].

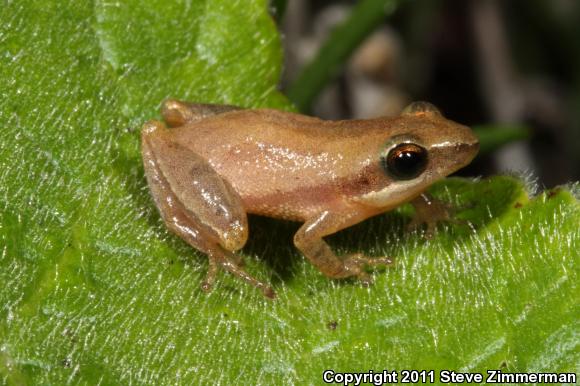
[381, 143, 428, 180]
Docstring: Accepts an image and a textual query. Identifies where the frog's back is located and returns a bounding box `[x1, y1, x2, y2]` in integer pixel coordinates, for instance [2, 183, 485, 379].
[173, 108, 364, 147]
[169, 109, 388, 220]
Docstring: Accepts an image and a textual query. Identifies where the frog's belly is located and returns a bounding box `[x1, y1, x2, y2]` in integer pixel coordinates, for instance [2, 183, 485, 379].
[235, 180, 337, 222]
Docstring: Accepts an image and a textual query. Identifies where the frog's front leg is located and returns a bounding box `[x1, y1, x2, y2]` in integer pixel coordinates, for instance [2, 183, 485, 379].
[161, 99, 241, 127]
[141, 121, 275, 298]
[294, 208, 394, 285]
[408, 193, 468, 238]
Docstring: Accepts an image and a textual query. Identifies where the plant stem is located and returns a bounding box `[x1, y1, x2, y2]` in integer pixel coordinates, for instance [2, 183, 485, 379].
[286, 0, 402, 112]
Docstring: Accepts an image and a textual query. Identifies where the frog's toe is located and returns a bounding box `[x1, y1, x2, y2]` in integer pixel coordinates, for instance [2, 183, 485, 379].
[201, 258, 218, 293]
[358, 272, 373, 287]
[342, 253, 365, 273]
[214, 251, 276, 299]
[233, 254, 245, 267]
[365, 256, 395, 267]
[261, 285, 277, 299]
[341, 254, 394, 282]
[344, 254, 394, 269]
[200, 281, 213, 293]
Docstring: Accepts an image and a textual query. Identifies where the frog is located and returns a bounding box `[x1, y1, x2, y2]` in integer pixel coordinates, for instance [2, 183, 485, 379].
[141, 100, 479, 298]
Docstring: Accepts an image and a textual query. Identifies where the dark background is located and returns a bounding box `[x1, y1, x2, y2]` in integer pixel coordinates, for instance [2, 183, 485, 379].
[277, 0, 580, 188]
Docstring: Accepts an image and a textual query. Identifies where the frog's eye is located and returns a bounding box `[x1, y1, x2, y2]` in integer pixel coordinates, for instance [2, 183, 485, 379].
[381, 143, 428, 180]
[402, 101, 442, 116]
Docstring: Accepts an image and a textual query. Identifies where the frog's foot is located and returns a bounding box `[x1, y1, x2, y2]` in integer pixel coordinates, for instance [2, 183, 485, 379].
[219, 257, 276, 299]
[408, 193, 469, 238]
[202, 251, 275, 299]
[342, 253, 395, 286]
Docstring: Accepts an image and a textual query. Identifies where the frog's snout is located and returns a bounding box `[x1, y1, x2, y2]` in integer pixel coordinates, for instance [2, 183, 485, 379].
[451, 122, 479, 164]
[455, 139, 479, 166]
[431, 122, 480, 175]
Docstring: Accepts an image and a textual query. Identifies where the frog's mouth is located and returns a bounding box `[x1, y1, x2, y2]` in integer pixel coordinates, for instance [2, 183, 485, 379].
[355, 176, 434, 209]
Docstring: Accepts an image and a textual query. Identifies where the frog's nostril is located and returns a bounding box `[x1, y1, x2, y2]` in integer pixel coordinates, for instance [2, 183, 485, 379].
[455, 142, 479, 164]
[455, 142, 476, 151]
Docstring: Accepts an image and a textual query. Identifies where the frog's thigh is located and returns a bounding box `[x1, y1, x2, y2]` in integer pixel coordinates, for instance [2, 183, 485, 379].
[143, 122, 275, 297]
[162, 99, 241, 127]
[142, 124, 248, 252]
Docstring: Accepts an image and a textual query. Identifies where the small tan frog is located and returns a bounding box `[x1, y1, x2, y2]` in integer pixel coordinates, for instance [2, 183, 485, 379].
[141, 100, 479, 298]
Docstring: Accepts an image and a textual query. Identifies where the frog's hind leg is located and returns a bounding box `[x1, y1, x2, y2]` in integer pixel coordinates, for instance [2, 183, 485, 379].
[141, 124, 275, 298]
[161, 99, 241, 127]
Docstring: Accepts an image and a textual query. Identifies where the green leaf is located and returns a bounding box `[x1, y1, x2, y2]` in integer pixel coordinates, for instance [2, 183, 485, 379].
[1, 1, 578, 385]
